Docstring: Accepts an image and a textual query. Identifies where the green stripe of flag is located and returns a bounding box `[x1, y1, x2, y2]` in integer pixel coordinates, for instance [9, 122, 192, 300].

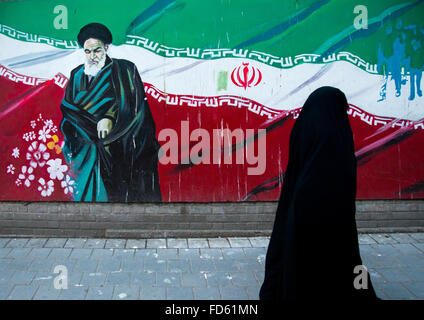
[0, 0, 422, 65]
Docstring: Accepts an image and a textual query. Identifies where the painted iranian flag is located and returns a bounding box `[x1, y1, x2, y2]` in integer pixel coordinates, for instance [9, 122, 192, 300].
[0, 0, 423, 201]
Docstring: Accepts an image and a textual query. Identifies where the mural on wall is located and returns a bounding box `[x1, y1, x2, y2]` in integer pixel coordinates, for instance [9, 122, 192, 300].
[0, 0, 423, 202]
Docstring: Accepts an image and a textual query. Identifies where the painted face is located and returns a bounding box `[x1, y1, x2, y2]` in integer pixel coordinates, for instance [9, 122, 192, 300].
[83, 38, 108, 65]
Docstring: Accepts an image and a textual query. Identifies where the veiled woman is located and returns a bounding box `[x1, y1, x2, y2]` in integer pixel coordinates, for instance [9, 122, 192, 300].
[259, 86, 378, 300]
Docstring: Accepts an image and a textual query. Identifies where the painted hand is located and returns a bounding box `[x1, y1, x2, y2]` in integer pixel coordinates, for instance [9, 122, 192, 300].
[97, 118, 113, 139]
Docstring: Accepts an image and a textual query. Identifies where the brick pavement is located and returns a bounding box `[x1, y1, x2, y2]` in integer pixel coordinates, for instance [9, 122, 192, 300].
[0, 233, 423, 300]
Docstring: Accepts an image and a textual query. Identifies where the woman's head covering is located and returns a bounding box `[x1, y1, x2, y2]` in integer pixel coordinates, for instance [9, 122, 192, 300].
[77, 23, 113, 47]
[260, 86, 378, 300]
[288, 86, 355, 178]
[284, 86, 356, 210]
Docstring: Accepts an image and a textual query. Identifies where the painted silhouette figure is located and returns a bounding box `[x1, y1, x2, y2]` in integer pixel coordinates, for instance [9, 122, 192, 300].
[404, 25, 423, 100]
[378, 20, 423, 101]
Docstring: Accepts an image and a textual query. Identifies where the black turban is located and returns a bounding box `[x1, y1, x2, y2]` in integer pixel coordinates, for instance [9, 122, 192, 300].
[77, 23, 113, 47]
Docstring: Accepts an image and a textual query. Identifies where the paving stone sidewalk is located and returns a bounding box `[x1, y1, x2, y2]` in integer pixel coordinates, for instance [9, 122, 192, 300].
[0, 233, 423, 300]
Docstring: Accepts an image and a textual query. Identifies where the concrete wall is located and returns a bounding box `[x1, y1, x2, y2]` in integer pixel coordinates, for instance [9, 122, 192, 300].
[0, 200, 423, 238]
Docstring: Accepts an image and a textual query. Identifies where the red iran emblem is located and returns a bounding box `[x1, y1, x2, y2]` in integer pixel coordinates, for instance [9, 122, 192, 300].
[231, 62, 262, 90]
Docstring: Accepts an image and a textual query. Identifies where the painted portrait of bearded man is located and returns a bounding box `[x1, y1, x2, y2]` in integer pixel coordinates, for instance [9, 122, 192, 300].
[60, 23, 162, 202]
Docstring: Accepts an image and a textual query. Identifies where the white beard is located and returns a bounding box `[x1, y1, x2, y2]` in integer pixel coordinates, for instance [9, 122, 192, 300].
[84, 55, 106, 77]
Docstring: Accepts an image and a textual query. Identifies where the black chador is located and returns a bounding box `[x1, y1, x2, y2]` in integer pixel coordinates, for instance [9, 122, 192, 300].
[260, 87, 378, 300]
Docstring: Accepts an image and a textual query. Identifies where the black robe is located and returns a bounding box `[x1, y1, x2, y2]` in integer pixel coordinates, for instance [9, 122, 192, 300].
[260, 86, 378, 300]
[60, 56, 162, 202]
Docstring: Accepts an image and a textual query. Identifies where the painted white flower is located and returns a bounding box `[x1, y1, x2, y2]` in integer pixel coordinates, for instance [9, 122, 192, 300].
[23, 131, 36, 142]
[47, 158, 68, 180]
[15, 179, 22, 186]
[38, 178, 54, 197]
[44, 119, 58, 133]
[18, 165, 34, 187]
[61, 175, 75, 194]
[37, 113, 43, 122]
[44, 119, 53, 127]
[30, 120, 36, 129]
[26, 141, 50, 168]
[38, 125, 52, 143]
[11, 147, 19, 158]
[6, 164, 15, 174]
